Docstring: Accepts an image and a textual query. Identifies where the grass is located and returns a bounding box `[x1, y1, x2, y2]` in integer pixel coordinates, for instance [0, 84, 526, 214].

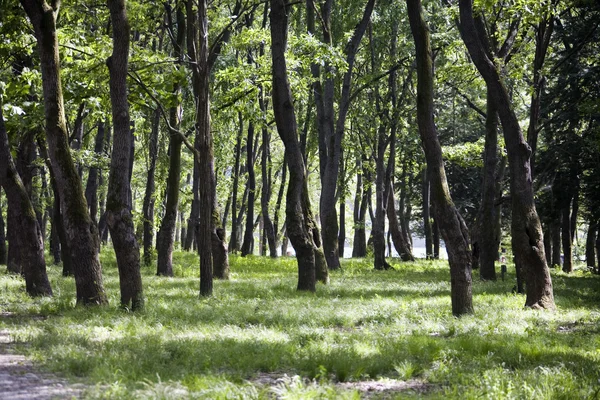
[1, 249, 599, 399]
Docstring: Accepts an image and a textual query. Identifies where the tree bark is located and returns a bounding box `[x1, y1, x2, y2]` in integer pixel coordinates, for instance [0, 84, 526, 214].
[551, 220, 561, 268]
[0, 103, 52, 296]
[142, 109, 160, 266]
[270, 0, 328, 291]
[408, 0, 473, 315]
[373, 124, 391, 270]
[459, 0, 554, 310]
[20, 0, 107, 305]
[260, 92, 277, 258]
[106, 0, 143, 310]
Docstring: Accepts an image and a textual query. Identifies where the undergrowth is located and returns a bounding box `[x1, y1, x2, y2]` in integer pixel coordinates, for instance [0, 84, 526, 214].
[1, 249, 599, 399]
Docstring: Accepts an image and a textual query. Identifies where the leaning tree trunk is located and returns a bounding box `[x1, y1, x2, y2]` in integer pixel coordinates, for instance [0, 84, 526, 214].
[459, 0, 554, 310]
[408, 0, 473, 315]
[20, 0, 107, 305]
[106, 0, 143, 310]
[0, 103, 52, 296]
[271, 0, 328, 291]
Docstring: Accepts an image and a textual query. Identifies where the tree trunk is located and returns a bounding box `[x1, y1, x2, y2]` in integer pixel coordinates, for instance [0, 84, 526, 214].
[585, 220, 597, 268]
[459, 0, 554, 310]
[409, 0, 473, 315]
[0, 190, 6, 265]
[229, 113, 243, 253]
[241, 121, 256, 256]
[387, 182, 414, 261]
[273, 159, 287, 250]
[85, 122, 106, 225]
[422, 167, 433, 259]
[21, 0, 107, 305]
[106, 0, 143, 310]
[543, 226, 552, 265]
[373, 124, 391, 270]
[260, 89, 277, 258]
[157, 3, 186, 276]
[270, 0, 328, 291]
[142, 109, 160, 266]
[0, 103, 52, 296]
[561, 204, 573, 273]
[185, 161, 199, 252]
[478, 96, 501, 280]
[352, 156, 368, 258]
[551, 220, 561, 268]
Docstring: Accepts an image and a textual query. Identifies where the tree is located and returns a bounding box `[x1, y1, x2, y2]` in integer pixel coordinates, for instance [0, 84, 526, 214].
[407, 0, 473, 315]
[106, 0, 144, 310]
[20, 0, 107, 305]
[270, 0, 328, 291]
[458, 0, 555, 309]
[0, 102, 52, 296]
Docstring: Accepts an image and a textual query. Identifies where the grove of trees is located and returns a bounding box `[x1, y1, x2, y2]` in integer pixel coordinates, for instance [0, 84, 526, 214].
[1, 0, 598, 315]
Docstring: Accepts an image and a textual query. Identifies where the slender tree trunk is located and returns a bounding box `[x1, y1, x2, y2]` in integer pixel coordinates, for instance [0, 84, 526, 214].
[270, 0, 328, 290]
[0, 190, 6, 265]
[106, 0, 143, 310]
[459, 0, 554, 310]
[157, 3, 186, 276]
[422, 167, 433, 259]
[241, 121, 256, 256]
[585, 220, 597, 268]
[273, 159, 287, 249]
[185, 161, 199, 252]
[85, 122, 106, 225]
[260, 90, 277, 258]
[21, 0, 107, 305]
[561, 203, 573, 273]
[0, 103, 52, 296]
[409, 0, 473, 315]
[551, 220, 561, 267]
[229, 114, 243, 253]
[479, 96, 501, 280]
[373, 124, 391, 270]
[142, 109, 160, 266]
[543, 226, 552, 265]
[352, 156, 368, 257]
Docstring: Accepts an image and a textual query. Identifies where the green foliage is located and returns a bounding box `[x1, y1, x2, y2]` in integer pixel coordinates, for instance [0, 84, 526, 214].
[1, 250, 600, 398]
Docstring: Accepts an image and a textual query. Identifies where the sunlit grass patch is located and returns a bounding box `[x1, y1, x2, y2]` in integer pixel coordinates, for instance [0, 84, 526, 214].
[1, 248, 599, 398]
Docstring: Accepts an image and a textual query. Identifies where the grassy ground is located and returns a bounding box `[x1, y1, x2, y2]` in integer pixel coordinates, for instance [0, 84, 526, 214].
[1, 249, 599, 399]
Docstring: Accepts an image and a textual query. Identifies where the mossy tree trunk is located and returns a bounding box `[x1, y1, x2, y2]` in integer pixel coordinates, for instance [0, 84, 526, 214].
[106, 0, 143, 310]
[408, 0, 473, 316]
[20, 0, 107, 305]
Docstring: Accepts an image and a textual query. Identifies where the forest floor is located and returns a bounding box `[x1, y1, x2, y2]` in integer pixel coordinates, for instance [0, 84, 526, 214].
[1, 250, 599, 399]
[0, 325, 84, 399]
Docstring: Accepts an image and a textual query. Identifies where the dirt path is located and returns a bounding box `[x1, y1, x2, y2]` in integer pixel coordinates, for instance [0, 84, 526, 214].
[0, 330, 84, 399]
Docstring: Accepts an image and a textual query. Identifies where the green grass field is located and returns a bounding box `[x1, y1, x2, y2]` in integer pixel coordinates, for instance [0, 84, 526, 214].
[1, 250, 599, 399]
